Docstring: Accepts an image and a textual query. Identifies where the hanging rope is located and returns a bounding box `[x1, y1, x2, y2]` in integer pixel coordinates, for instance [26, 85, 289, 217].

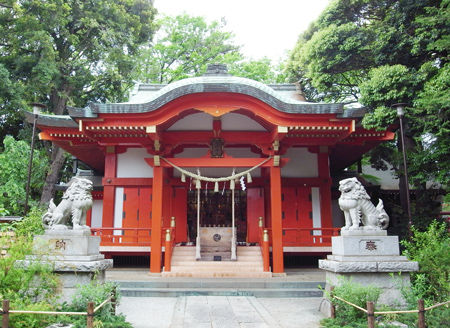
[161, 156, 272, 183]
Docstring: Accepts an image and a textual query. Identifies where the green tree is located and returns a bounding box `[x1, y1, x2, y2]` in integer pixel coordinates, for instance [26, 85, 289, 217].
[0, 0, 157, 204]
[287, 0, 449, 229]
[228, 56, 288, 84]
[0, 136, 48, 214]
[133, 14, 239, 83]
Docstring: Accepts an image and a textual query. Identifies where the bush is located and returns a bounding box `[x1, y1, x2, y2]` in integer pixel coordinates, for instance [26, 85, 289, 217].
[321, 278, 381, 328]
[400, 221, 449, 304]
[57, 280, 132, 328]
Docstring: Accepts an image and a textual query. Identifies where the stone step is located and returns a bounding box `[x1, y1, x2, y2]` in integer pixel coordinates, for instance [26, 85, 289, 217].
[161, 271, 273, 278]
[167, 245, 266, 278]
[171, 261, 263, 267]
[120, 287, 323, 298]
[117, 280, 324, 289]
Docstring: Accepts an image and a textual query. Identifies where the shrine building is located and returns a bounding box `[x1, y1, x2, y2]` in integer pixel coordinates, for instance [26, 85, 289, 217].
[29, 64, 394, 276]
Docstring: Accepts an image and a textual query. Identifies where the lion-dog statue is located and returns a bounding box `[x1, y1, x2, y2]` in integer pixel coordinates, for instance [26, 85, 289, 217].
[338, 177, 389, 231]
[42, 177, 93, 230]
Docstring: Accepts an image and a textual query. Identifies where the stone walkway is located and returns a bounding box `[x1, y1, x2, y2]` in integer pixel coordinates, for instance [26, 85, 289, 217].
[117, 295, 324, 328]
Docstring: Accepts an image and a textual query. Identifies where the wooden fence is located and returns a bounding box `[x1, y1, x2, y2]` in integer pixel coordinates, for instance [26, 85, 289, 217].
[329, 289, 450, 328]
[0, 287, 117, 328]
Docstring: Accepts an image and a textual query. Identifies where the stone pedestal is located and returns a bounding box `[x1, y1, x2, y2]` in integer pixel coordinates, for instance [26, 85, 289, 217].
[199, 226, 233, 261]
[22, 228, 113, 302]
[319, 231, 418, 316]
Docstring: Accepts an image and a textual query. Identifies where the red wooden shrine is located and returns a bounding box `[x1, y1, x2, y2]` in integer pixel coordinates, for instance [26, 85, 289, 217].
[28, 65, 394, 274]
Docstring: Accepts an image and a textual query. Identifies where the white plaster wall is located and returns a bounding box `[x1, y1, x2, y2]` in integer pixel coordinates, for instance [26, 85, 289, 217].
[221, 113, 266, 131]
[117, 148, 153, 178]
[167, 112, 213, 131]
[175, 147, 209, 158]
[114, 187, 124, 233]
[91, 200, 103, 228]
[282, 147, 318, 178]
[311, 187, 322, 234]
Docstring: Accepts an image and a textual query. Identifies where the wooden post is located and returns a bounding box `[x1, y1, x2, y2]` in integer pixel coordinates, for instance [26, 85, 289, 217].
[150, 166, 163, 273]
[270, 166, 284, 273]
[367, 301, 375, 328]
[418, 299, 426, 328]
[2, 300, 9, 328]
[262, 229, 270, 272]
[87, 302, 94, 328]
[111, 286, 117, 316]
[330, 286, 336, 319]
[102, 149, 117, 232]
[164, 229, 172, 272]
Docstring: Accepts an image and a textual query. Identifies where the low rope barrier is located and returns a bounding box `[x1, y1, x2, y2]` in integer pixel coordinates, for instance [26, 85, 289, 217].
[330, 294, 449, 328]
[333, 296, 367, 313]
[1, 287, 117, 328]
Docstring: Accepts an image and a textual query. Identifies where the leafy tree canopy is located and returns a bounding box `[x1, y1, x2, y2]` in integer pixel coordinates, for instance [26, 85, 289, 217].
[287, 0, 449, 190]
[133, 14, 239, 84]
[0, 0, 157, 204]
[0, 136, 48, 214]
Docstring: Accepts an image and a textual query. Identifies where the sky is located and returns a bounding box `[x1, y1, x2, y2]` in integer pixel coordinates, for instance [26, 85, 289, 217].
[154, 0, 330, 62]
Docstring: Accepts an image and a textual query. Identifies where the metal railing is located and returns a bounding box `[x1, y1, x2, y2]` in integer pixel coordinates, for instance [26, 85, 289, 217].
[1, 287, 117, 328]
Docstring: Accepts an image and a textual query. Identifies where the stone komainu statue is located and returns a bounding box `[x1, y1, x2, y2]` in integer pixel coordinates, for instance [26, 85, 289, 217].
[42, 177, 93, 230]
[338, 177, 389, 231]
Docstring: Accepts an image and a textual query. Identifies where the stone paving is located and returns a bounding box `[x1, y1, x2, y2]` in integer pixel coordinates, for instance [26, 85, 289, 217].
[117, 295, 324, 328]
[111, 268, 325, 327]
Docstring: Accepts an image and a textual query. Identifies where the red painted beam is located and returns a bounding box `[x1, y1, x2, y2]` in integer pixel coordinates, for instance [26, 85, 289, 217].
[145, 157, 289, 168]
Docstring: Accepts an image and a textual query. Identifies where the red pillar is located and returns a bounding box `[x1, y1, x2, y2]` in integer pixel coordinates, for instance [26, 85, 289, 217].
[318, 148, 332, 228]
[102, 147, 116, 228]
[270, 166, 284, 273]
[150, 166, 163, 273]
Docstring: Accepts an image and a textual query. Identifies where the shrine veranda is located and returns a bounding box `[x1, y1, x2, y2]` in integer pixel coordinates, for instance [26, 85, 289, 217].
[27, 65, 395, 275]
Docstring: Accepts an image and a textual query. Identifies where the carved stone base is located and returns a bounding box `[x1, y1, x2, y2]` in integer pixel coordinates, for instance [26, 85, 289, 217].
[319, 234, 418, 315]
[20, 230, 113, 303]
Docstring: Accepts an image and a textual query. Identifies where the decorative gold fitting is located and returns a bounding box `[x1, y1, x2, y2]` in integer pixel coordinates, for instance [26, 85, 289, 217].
[165, 229, 171, 242]
[258, 217, 263, 227]
[154, 139, 160, 151]
[154, 155, 160, 166]
[273, 155, 280, 167]
[170, 217, 176, 228]
[263, 229, 269, 242]
[273, 140, 279, 152]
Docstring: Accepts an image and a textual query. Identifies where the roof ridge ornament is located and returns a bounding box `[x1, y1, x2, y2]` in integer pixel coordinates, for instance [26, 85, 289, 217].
[203, 63, 230, 76]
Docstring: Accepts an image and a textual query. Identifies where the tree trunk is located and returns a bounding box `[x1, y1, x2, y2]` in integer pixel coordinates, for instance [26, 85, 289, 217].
[40, 146, 66, 205]
[39, 86, 70, 205]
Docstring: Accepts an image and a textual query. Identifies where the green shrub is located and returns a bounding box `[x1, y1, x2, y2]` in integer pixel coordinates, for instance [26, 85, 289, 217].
[321, 278, 381, 328]
[57, 280, 132, 328]
[401, 221, 450, 304]
[13, 206, 46, 239]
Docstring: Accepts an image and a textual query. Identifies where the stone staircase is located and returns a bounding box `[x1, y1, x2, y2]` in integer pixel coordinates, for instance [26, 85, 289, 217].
[162, 246, 272, 278]
[117, 279, 324, 298]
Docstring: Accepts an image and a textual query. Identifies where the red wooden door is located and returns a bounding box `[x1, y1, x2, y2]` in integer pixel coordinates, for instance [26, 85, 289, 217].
[282, 187, 297, 244]
[281, 187, 313, 245]
[247, 187, 265, 243]
[172, 186, 187, 242]
[138, 187, 152, 243]
[122, 188, 139, 243]
[123, 187, 152, 244]
[297, 187, 313, 244]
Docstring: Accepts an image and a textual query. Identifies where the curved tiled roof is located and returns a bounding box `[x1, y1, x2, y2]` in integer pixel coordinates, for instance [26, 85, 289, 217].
[69, 64, 346, 118]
